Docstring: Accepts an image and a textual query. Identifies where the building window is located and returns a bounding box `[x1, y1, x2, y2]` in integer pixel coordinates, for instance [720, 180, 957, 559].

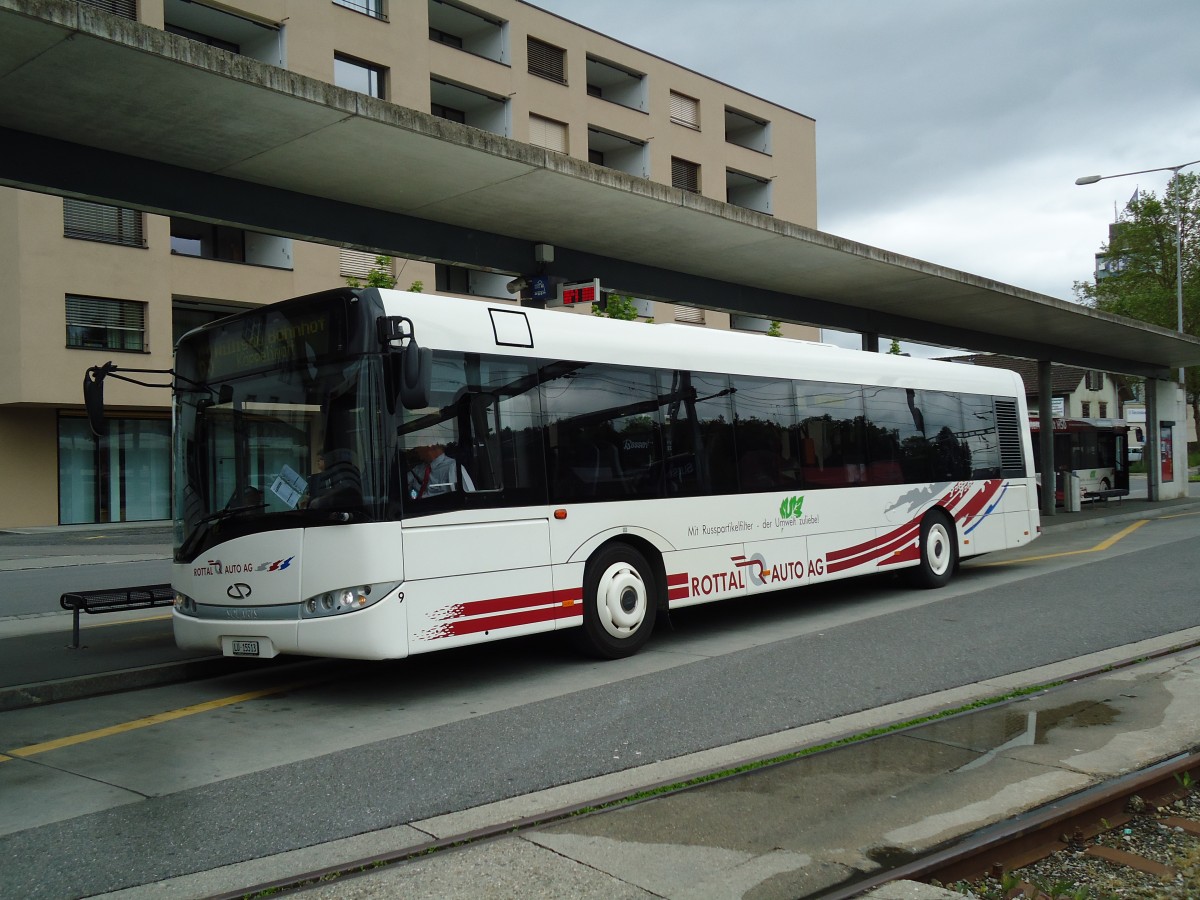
[587, 127, 647, 177]
[436, 264, 471, 294]
[170, 218, 292, 268]
[430, 78, 507, 134]
[166, 24, 240, 53]
[528, 37, 566, 84]
[59, 416, 171, 525]
[725, 107, 771, 154]
[585, 55, 646, 111]
[1099, 401, 1108, 418]
[66, 296, 146, 353]
[63, 199, 145, 248]
[1085, 370, 1104, 391]
[671, 157, 700, 193]
[669, 91, 700, 129]
[170, 218, 245, 262]
[164, 0, 283, 65]
[334, 0, 386, 21]
[428, 1, 506, 63]
[334, 53, 386, 99]
[726, 169, 772, 214]
[431, 102, 467, 124]
[674, 305, 705, 325]
[429, 27, 463, 48]
[1081, 401, 1091, 418]
[529, 114, 568, 154]
[79, 0, 137, 19]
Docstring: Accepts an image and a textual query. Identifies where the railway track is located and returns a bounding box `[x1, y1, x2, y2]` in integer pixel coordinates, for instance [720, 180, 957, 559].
[827, 750, 1200, 899]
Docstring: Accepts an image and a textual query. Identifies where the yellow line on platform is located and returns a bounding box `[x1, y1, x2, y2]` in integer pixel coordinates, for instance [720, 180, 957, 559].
[2, 679, 314, 762]
[979, 519, 1149, 566]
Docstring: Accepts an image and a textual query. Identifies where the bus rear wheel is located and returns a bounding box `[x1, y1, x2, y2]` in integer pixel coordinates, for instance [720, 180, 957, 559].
[907, 510, 957, 589]
[577, 544, 657, 659]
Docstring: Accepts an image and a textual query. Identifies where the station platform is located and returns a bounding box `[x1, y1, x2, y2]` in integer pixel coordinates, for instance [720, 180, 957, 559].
[0, 488, 1197, 898]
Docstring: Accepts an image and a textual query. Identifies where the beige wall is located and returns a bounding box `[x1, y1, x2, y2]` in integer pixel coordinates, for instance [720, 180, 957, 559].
[146, 1, 817, 224]
[0, 409, 59, 528]
[0, 0, 821, 525]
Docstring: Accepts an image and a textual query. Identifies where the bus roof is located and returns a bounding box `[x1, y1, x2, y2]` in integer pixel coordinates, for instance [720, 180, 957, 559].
[377, 289, 1027, 399]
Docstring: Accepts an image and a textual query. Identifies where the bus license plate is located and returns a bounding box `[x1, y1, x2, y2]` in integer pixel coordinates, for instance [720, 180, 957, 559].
[231, 640, 260, 657]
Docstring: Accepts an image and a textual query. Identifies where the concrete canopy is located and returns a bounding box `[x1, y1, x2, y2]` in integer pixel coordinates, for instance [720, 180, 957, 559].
[2, 0, 1199, 380]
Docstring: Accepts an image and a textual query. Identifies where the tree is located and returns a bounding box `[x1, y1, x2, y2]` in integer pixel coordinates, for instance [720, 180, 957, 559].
[346, 254, 397, 290]
[1074, 172, 1200, 435]
[888, 338, 903, 355]
[591, 293, 650, 321]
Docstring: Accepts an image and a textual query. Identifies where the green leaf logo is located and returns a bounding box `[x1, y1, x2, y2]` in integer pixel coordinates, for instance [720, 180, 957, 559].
[779, 496, 804, 519]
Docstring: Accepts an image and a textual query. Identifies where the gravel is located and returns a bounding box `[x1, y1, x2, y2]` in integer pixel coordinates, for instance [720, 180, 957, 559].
[934, 785, 1199, 899]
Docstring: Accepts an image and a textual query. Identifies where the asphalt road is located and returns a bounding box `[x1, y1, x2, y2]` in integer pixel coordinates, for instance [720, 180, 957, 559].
[2, 513, 1199, 898]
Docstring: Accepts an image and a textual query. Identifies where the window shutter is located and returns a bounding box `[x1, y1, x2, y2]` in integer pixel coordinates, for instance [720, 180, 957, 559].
[527, 38, 566, 84]
[79, 0, 137, 19]
[340, 249, 380, 280]
[669, 91, 699, 128]
[529, 114, 568, 153]
[671, 157, 700, 193]
[674, 305, 705, 324]
[66, 296, 146, 351]
[64, 199, 144, 247]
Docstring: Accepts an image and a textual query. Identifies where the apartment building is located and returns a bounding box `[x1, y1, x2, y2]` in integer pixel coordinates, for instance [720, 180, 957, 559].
[2, 0, 819, 528]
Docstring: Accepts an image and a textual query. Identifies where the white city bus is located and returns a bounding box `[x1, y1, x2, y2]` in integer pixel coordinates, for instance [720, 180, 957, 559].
[169, 287, 1040, 661]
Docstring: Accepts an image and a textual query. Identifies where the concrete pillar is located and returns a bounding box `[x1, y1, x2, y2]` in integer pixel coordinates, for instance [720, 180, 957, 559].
[1146, 378, 1159, 501]
[1038, 360, 1055, 518]
[862, 332, 880, 353]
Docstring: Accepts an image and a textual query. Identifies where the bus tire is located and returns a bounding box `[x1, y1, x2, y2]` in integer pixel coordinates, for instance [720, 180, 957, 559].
[907, 510, 957, 589]
[577, 543, 657, 659]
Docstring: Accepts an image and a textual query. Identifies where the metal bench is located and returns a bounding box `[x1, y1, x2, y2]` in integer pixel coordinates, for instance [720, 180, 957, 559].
[59, 584, 175, 649]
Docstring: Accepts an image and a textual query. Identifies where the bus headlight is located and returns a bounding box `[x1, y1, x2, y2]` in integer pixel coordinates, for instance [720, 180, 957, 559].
[299, 582, 398, 618]
[174, 592, 197, 615]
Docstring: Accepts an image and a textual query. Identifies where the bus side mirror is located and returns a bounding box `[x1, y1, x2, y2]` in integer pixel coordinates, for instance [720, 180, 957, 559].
[83, 362, 116, 438]
[399, 345, 432, 411]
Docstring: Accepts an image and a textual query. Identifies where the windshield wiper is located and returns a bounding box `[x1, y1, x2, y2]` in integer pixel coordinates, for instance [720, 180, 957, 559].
[195, 502, 267, 529]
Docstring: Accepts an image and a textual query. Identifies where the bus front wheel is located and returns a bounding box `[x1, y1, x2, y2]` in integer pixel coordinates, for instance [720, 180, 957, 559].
[907, 510, 957, 589]
[577, 544, 657, 659]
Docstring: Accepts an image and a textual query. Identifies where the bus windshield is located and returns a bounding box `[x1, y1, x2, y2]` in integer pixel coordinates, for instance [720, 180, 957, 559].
[173, 299, 389, 561]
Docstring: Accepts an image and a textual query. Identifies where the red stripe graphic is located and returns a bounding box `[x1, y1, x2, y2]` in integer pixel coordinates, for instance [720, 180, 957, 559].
[420, 586, 583, 641]
[825, 481, 1004, 575]
[826, 520, 920, 574]
[667, 572, 690, 602]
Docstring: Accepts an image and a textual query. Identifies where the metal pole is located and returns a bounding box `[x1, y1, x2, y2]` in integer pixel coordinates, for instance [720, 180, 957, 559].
[1038, 360, 1055, 518]
[1175, 177, 1185, 386]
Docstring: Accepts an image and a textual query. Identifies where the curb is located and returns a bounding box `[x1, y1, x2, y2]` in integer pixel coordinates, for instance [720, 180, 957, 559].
[0, 656, 241, 712]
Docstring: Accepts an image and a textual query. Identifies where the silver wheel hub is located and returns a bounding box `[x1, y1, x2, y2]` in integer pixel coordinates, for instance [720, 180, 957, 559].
[926, 523, 951, 576]
[595, 561, 647, 639]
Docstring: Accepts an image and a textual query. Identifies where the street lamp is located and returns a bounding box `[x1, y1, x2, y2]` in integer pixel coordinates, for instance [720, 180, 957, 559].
[1075, 159, 1200, 386]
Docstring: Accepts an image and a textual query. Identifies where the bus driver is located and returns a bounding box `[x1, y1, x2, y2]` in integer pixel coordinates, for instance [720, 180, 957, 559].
[408, 442, 474, 499]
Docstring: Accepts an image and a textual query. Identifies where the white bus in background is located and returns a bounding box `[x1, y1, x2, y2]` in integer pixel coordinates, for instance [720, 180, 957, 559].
[165, 287, 1040, 661]
[1029, 416, 1130, 503]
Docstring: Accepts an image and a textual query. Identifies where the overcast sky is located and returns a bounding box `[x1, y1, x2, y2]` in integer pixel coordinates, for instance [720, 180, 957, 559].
[532, 0, 1200, 350]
